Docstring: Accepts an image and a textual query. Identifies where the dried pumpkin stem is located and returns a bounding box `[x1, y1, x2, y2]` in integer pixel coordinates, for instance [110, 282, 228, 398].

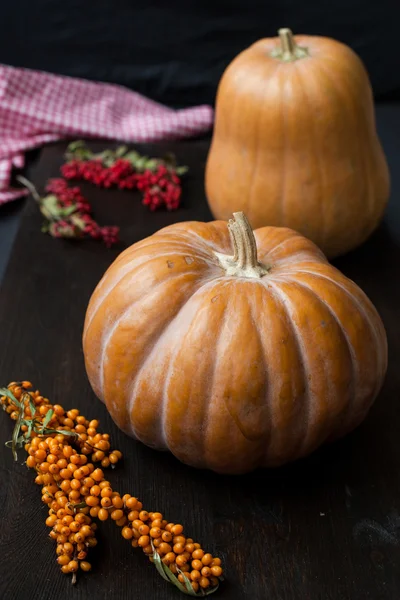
[215, 212, 270, 278]
[271, 28, 309, 62]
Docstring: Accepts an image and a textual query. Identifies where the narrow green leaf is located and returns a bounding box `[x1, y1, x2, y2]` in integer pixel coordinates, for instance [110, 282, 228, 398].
[51, 429, 79, 437]
[177, 569, 200, 596]
[158, 561, 200, 595]
[25, 420, 33, 440]
[42, 408, 54, 429]
[124, 151, 141, 165]
[27, 395, 37, 418]
[59, 205, 78, 217]
[0, 387, 21, 409]
[11, 407, 25, 461]
[115, 145, 128, 157]
[176, 166, 189, 176]
[151, 543, 171, 582]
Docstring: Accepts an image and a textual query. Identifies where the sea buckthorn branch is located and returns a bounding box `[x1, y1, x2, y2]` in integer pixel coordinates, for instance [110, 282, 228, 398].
[1, 382, 223, 595]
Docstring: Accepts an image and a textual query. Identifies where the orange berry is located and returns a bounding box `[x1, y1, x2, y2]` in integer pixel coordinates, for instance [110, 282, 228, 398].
[191, 559, 203, 571]
[173, 543, 185, 554]
[67, 560, 79, 573]
[173, 535, 186, 545]
[158, 542, 172, 555]
[171, 524, 184, 536]
[191, 569, 201, 581]
[97, 439, 110, 451]
[138, 524, 149, 536]
[125, 497, 137, 510]
[210, 565, 222, 577]
[74, 532, 85, 544]
[112, 496, 124, 509]
[116, 517, 127, 527]
[192, 549, 204, 560]
[111, 509, 123, 521]
[92, 468, 104, 482]
[211, 558, 221, 567]
[150, 527, 162, 538]
[26, 456, 36, 468]
[86, 495, 99, 507]
[69, 521, 81, 532]
[122, 527, 133, 540]
[83, 477, 95, 488]
[101, 497, 112, 508]
[139, 510, 149, 522]
[162, 531, 172, 543]
[100, 487, 113, 498]
[138, 535, 150, 547]
[87, 537, 98, 547]
[70, 479, 81, 490]
[131, 539, 139, 548]
[185, 543, 195, 554]
[90, 485, 101, 497]
[165, 523, 174, 532]
[132, 519, 144, 530]
[80, 525, 92, 537]
[45, 515, 57, 527]
[109, 453, 119, 464]
[89, 419, 99, 429]
[63, 446, 74, 458]
[152, 519, 163, 529]
[176, 554, 188, 567]
[98, 508, 109, 521]
[57, 554, 70, 566]
[90, 506, 100, 518]
[202, 553, 213, 566]
[113, 450, 122, 459]
[101, 457, 110, 468]
[201, 566, 211, 577]
[128, 511, 139, 522]
[80, 561, 91, 572]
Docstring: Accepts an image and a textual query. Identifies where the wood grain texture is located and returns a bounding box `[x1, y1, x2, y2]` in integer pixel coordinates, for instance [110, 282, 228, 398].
[1, 139, 400, 600]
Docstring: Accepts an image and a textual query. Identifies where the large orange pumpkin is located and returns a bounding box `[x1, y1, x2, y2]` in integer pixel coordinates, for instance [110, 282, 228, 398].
[83, 213, 387, 474]
[205, 28, 390, 259]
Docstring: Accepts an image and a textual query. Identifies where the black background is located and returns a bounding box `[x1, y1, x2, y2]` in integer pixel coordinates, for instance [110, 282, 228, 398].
[1, 1, 400, 107]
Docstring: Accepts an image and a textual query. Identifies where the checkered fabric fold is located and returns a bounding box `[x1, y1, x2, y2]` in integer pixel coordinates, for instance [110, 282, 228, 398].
[0, 64, 214, 204]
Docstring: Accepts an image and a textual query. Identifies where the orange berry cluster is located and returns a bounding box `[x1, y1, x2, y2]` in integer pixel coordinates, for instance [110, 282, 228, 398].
[1, 382, 223, 594]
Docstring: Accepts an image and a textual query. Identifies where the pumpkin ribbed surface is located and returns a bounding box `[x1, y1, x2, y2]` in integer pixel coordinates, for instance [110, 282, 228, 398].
[83, 216, 387, 474]
[205, 29, 390, 258]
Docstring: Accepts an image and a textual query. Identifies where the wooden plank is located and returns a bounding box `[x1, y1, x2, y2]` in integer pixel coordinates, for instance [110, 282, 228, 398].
[0, 140, 399, 600]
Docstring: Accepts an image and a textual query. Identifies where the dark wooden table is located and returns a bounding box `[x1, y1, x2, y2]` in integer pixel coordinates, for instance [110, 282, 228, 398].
[1, 137, 400, 600]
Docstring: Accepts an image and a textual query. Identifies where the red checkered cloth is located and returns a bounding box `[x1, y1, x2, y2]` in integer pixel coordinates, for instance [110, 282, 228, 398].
[0, 64, 214, 204]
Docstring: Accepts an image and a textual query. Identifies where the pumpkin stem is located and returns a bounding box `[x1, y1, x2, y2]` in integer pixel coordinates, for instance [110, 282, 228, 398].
[215, 212, 270, 279]
[271, 28, 309, 62]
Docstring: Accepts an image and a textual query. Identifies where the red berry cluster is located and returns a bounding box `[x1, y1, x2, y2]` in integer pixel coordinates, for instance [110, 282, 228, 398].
[61, 146, 185, 211]
[44, 178, 119, 247]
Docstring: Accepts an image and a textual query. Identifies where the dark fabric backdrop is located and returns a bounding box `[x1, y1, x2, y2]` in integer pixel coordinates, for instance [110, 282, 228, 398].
[1, 1, 399, 108]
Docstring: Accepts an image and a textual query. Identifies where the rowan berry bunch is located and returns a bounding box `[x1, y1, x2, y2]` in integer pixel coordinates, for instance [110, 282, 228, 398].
[61, 141, 187, 211]
[16, 175, 119, 247]
[1, 382, 223, 595]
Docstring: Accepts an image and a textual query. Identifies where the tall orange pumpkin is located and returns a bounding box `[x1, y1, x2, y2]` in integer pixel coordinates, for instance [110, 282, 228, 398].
[83, 213, 387, 473]
[205, 28, 390, 258]
[83, 213, 387, 474]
